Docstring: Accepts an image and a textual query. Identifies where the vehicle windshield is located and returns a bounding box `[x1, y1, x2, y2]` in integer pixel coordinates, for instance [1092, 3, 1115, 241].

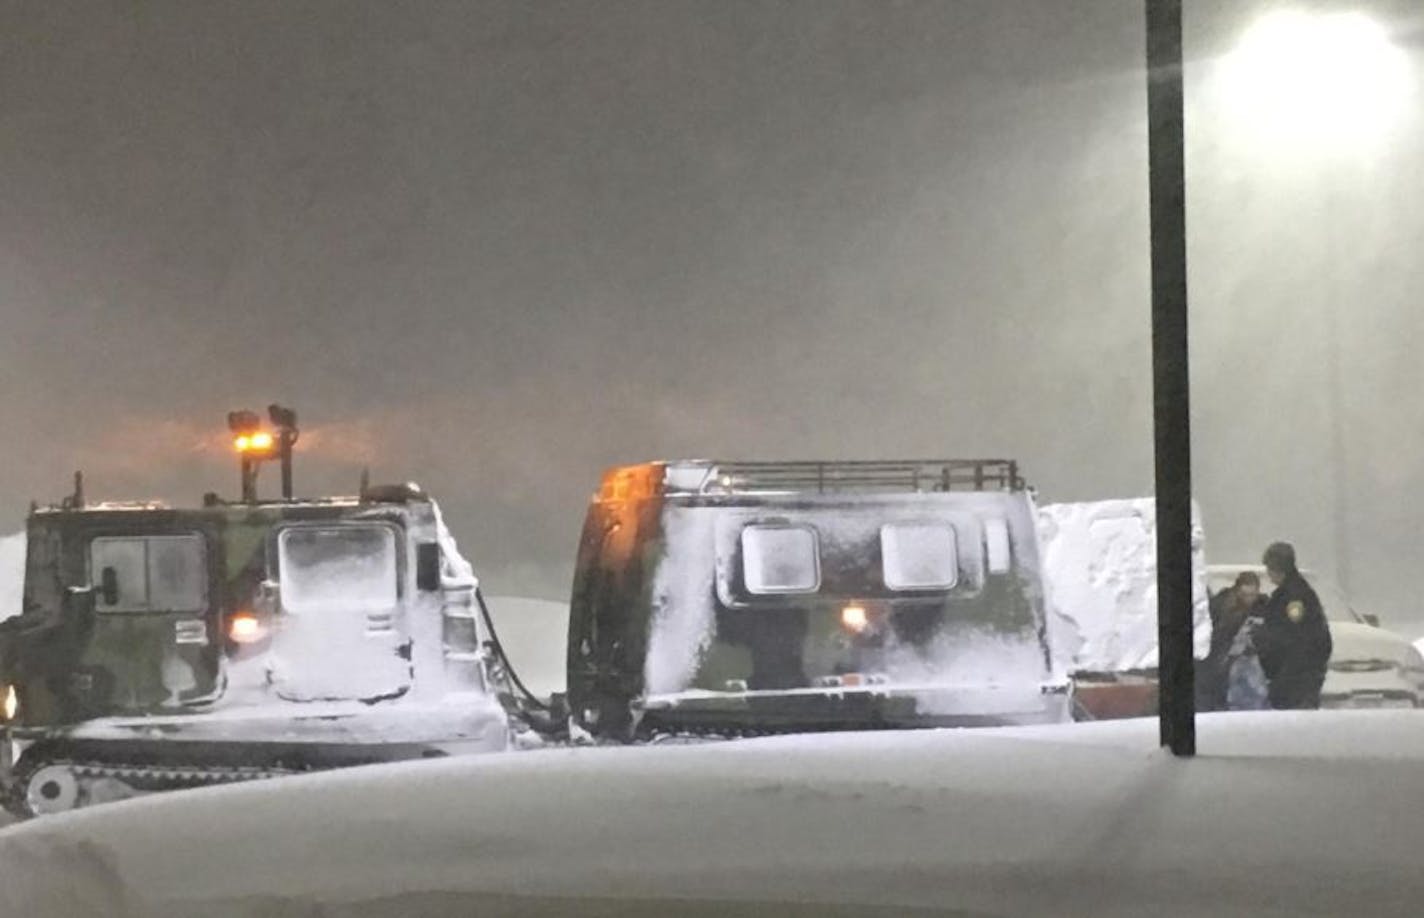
[278, 525, 398, 612]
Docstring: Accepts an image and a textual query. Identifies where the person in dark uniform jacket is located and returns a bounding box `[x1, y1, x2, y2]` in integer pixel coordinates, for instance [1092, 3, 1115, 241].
[1255, 542, 1333, 709]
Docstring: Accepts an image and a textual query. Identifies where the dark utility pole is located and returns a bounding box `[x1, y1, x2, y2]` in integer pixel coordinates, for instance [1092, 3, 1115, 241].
[1146, 0, 1196, 756]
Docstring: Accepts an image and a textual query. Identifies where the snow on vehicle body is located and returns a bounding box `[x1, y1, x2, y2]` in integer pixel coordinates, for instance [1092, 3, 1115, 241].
[1033, 498, 1424, 717]
[1207, 565, 1424, 710]
[0, 425, 507, 818]
[566, 459, 1072, 740]
[1037, 499, 1211, 720]
[1038, 498, 1212, 675]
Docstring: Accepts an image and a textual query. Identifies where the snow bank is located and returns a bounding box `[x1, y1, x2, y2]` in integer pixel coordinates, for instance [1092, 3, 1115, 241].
[1039, 499, 1210, 672]
[3, 711, 1424, 917]
[0, 531, 21, 621]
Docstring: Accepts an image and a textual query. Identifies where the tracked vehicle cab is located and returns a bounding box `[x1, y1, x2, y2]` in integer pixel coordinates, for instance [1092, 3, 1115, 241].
[0, 407, 506, 817]
[568, 459, 1071, 740]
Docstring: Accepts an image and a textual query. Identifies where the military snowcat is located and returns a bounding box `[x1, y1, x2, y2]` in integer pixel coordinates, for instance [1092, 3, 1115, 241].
[0, 406, 509, 817]
[566, 459, 1072, 741]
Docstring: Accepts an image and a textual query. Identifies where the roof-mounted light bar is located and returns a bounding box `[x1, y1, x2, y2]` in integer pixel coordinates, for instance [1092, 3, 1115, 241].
[227, 404, 299, 503]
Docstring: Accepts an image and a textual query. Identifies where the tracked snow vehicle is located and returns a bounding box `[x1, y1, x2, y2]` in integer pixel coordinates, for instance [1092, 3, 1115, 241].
[567, 459, 1072, 741]
[0, 407, 508, 817]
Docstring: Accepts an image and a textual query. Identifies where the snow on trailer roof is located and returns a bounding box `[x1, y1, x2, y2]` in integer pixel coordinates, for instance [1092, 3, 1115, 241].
[2, 711, 1423, 916]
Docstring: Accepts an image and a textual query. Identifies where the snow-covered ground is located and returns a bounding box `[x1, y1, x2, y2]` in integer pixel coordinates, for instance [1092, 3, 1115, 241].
[3, 711, 1424, 917]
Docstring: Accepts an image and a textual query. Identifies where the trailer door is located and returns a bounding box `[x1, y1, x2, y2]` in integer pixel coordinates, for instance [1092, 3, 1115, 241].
[270, 523, 411, 701]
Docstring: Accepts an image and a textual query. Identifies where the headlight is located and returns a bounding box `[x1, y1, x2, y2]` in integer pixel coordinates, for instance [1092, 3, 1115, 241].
[2, 684, 18, 722]
[840, 604, 870, 634]
[1328, 659, 1398, 674]
[228, 612, 266, 644]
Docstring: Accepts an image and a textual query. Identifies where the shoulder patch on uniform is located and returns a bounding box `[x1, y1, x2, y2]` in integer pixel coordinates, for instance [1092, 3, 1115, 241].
[1286, 601, 1305, 623]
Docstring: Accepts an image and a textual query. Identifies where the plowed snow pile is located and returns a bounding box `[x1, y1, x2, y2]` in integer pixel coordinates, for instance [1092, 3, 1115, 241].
[3, 711, 1423, 917]
[1038, 499, 1210, 672]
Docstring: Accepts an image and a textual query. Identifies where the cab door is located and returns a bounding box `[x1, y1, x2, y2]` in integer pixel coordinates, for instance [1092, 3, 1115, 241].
[85, 532, 219, 712]
[268, 522, 411, 702]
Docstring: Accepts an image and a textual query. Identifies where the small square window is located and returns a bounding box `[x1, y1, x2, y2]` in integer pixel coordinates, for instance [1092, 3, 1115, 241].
[741, 525, 820, 594]
[91, 534, 206, 613]
[881, 523, 959, 591]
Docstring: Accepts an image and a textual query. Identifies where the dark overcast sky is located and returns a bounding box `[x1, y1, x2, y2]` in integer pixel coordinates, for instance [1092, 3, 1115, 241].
[2, 1, 1422, 628]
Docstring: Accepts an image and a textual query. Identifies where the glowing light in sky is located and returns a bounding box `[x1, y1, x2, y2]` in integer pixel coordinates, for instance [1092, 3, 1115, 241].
[1218, 10, 1412, 157]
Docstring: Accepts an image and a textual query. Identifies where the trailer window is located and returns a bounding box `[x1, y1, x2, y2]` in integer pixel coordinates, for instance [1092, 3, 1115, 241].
[742, 525, 820, 594]
[91, 534, 206, 613]
[881, 523, 959, 591]
[983, 518, 1012, 574]
[279, 525, 398, 612]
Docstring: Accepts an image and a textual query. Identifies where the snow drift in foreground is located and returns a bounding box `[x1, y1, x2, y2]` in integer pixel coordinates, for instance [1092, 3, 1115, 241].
[3, 712, 1424, 917]
[0, 531, 21, 622]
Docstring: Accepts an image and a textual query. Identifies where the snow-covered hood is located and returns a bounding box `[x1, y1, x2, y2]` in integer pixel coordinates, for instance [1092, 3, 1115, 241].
[1322, 622, 1424, 704]
[1330, 621, 1422, 667]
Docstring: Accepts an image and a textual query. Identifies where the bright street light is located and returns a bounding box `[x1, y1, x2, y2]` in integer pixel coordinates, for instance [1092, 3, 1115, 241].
[1219, 10, 1412, 156]
[1213, 9, 1413, 595]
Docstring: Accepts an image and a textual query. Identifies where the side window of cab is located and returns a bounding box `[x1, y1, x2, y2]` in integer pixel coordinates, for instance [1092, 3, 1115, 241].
[90, 535, 206, 613]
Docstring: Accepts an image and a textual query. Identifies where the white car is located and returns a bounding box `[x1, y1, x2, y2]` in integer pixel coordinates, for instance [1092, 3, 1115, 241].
[1207, 565, 1424, 709]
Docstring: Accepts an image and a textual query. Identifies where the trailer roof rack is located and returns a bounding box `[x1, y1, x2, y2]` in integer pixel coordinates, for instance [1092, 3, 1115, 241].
[680, 459, 1025, 495]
